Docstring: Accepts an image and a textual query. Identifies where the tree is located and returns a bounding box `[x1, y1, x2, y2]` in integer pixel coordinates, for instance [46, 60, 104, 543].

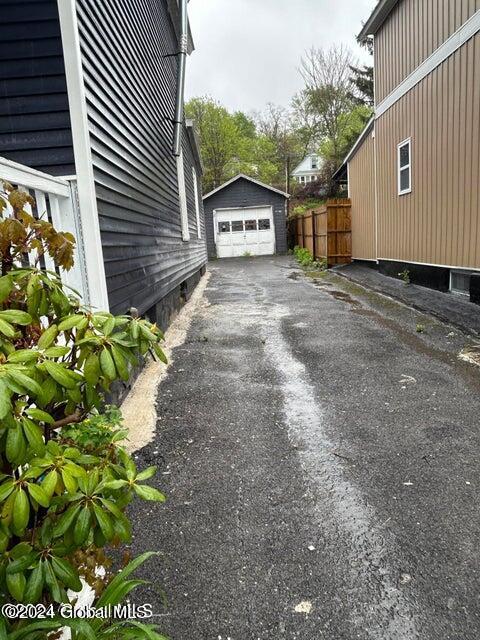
[348, 64, 374, 107]
[299, 44, 358, 166]
[185, 97, 242, 193]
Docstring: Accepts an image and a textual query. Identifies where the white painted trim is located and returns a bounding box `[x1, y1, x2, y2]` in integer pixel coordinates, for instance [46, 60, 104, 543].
[373, 127, 379, 262]
[57, 0, 109, 311]
[397, 137, 412, 196]
[0, 156, 70, 197]
[213, 204, 272, 213]
[376, 10, 480, 118]
[343, 117, 375, 165]
[176, 150, 190, 241]
[378, 257, 480, 273]
[192, 166, 201, 239]
[203, 173, 289, 200]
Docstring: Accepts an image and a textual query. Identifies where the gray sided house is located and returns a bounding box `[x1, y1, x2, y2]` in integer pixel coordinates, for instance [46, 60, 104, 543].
[203, 175, 289, 259]
[0, 0, 207, 328]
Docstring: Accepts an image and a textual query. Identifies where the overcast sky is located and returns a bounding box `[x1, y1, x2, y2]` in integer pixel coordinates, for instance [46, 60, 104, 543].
[186, 0, 375, 115]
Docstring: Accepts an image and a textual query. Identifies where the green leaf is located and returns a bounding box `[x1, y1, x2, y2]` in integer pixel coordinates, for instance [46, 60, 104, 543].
[126, 621, 169, 640]
[111, 344, 129, 381]
[43, 346, 70, 358]
[43, 560, 62, 603]
[102, 479, 128, 491]
[7, 552, 37, 575]
[6, 570, 26, 602]
[102, 317, 115, 336]
[96, 551, 158, 607]
[22, 418, 46, 455]
[0, 318, 16, 338]
[37, 324, 58, 350]
[74, 506, 91, 545]
[58, 314, 87, 331]
[24, 562, 44, 604]
[136, 466, 157, 482]
[27, 483, 50, 508]
[41, 469, 58, 500]
[153, 342, 168, 364]
[0, 380, 12, 420]
[6, 424, 26, 464]
[99, 347, 116, 381]
[133, 484, 166, 502]
[0, 478, 14, 502]
[0, 310, 32, 325]
[84, 353, 100, 386]
[53, 502, 82, 537]
[7, 349, 39, 364]
[51, 556, 82, 592]
[26, 408, 54, 424]
[92, 503, 114, 540]
[61, 468, 77, 493]
[13, 488, 30, 535]
[0, 274, 13, 304]
[43, 360, 76, 389]
[7, 369, 42, 396]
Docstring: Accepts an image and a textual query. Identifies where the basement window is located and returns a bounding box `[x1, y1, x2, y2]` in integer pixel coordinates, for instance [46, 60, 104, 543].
[397, 138, 412, 195]
[450, 270, 471, 296]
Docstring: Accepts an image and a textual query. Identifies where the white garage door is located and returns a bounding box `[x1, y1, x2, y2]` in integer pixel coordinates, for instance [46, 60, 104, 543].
[214, 207, 275, 258]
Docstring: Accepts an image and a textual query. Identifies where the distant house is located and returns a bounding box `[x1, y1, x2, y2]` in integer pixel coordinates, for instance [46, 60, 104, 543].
[337, 0, 480, 301]
[203, 175, 289, 259]
[291, 153, 322, 186]
[0, 0, 207, 328]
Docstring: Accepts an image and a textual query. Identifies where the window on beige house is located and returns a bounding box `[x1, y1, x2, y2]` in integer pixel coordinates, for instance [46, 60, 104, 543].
[398, 138, 412, 196]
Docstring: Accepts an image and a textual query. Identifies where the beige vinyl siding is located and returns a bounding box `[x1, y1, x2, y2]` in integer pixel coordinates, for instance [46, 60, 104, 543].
[348, 131, 376, 261]
[376, 33, 480, 269]
[375, 0, 480, 103]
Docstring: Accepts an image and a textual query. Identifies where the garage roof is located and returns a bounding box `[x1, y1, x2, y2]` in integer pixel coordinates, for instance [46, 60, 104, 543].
[203, 174, 290, 201]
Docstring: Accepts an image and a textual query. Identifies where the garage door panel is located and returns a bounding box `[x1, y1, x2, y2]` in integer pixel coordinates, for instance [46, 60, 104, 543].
[214, 207, 275, 258]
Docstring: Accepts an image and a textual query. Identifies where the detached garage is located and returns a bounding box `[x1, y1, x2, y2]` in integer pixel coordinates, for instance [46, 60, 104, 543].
[203, 174, 289, 259]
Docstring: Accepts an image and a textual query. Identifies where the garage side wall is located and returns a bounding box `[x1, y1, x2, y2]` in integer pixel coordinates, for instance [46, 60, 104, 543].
[203, 178, 287, 258]
[348, 130, 376, 261]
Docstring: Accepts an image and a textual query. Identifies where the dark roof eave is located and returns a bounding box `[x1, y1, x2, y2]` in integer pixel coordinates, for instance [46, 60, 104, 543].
[358, 0, 400, 40]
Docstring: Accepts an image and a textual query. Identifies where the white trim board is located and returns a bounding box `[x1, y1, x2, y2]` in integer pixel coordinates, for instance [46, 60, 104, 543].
[0, 156, 70, 198]
[57, 0, 109, 311]
[376, 9, 480, 119]
[203, 173, 289, 200]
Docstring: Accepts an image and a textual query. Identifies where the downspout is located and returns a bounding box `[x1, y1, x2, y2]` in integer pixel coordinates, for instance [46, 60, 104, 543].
[173, 0, 188, 156]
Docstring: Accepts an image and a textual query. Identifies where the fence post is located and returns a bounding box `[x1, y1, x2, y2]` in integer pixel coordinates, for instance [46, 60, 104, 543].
[302, 214, 306, 249]
[312, 211, 316, 260]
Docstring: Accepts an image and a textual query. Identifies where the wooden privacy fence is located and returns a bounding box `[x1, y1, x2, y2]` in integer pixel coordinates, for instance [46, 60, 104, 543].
[292, 198, 352, 266]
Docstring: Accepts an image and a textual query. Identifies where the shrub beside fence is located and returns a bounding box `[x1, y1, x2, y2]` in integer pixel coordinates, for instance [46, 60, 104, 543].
[290, 198, 352, 267]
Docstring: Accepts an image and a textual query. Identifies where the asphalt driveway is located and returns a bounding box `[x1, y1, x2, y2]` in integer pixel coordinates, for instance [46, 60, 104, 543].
[131, 256, 480, 640]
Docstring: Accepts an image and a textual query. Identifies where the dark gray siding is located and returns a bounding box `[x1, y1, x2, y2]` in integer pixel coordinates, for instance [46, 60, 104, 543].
[0, 0, 75, 175]
[76, 0, 207, 315]
[203, 178, 288, 258]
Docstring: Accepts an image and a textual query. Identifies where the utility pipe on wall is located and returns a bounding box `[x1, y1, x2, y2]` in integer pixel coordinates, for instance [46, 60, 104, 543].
[173, 0, 188, 156]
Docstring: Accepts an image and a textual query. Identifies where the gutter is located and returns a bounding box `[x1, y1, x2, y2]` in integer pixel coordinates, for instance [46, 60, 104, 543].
[173, 0, 188, 156]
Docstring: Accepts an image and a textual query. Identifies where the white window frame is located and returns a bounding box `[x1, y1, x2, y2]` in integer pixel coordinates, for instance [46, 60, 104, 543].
[311, 156, 318, 170]
[176, 149, 190, 241]
[191, 166, 202, 239]
[397, 137, 412, 196]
